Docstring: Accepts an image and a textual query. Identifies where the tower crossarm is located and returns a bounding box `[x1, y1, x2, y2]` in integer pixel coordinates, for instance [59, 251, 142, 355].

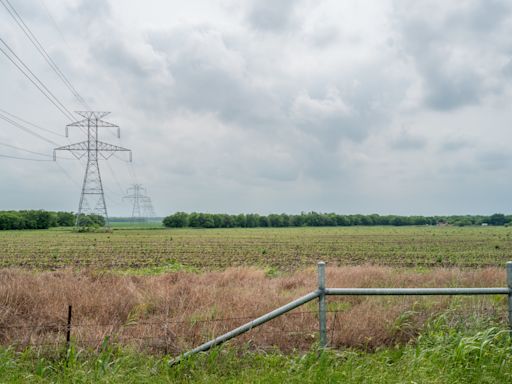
[96, 141, 132, 161]
[67, 119, 118, 128]
[75, 111, 110, 119]
[53, 141, 132, 161]
[53, 141, 88, 160]
[66, 118, 120, 138]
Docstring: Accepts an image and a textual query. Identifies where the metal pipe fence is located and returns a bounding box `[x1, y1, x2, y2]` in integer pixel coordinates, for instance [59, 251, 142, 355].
[172, 261, 512, 364]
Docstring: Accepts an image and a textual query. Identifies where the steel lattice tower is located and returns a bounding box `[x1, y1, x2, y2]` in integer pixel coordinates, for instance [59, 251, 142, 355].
[141, 196, 156, 218]
[54, 111, 132, 226]
[124, 184, 156, 222]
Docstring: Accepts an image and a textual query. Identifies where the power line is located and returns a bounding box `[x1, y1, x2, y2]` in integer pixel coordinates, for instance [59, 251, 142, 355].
[114, 152, 139, 186]
[0, 153, 52, 161]
[0, 111, 61, 146]
[0, 140, 51, 157]
[105, 160, 126, 196]
[0, 0, 90, 110]
[0, 39, 75, 121]
[0, 140, 73, 160]
[0, 108, 64, 137]
[38, 0, 71, 50]
[54, 160, 81, 188]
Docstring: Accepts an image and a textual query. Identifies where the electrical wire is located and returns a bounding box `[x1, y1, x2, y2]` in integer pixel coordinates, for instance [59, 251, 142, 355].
[0, 153, 52, 161]
[0, 1, 126, 215]
[105, 160, 127, 196]
[0, 139, 71, 160]
[0, 140, 52, 157]
[0, 111, 61, 146]
[0, 39, 75, 121]
[54, 160, 81, 188]
[0, 0, 90, 110]
[0, 107, 64, 137]
[38, 0, 71, 51]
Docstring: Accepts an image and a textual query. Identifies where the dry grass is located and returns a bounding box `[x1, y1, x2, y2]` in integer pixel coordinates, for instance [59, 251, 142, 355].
[0, 266, 506, 354]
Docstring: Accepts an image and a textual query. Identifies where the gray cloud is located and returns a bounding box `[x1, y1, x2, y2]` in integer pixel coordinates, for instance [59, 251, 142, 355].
[1, 0, 512, 215]
[246, 0, 300, 33]
[503, 59, 512, 77]
[390, 131, 427, 151]
[437, 138, 473, 153]
[477, 150, 512, 171]
[393, 0, 512, 111]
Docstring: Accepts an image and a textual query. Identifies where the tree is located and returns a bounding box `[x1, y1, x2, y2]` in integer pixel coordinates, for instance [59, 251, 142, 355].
[56, 212, 75, 227]
[489, 213, 506, 226]
[163, 212, 189, 228]
[268, 214, 284, 227]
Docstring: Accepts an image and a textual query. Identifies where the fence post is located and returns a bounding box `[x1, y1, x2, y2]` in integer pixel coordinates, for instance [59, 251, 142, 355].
[507, 262, 512, 335]
[318, 261, 327, 349]
[66, 305, 72, 351]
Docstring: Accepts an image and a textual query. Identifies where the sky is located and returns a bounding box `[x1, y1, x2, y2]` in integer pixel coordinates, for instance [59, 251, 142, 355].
[1, 0, 512, 216]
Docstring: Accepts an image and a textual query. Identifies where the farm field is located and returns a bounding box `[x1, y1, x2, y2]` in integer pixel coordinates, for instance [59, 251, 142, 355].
[0, 226, 511, 270]
[1, 226, 512, 383]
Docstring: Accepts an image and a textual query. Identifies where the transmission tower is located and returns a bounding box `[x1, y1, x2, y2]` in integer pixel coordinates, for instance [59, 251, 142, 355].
[124, 184, 156, 222]
[141, 196, 156, 219]
[54, 111, 132, 226]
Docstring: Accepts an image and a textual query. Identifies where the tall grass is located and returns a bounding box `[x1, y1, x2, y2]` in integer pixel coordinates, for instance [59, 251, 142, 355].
[0, 317, 511, 383]
[0, 266, 506, 354]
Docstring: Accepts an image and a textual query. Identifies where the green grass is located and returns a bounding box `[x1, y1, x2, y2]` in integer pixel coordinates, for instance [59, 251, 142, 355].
[1, 320, 511, 383]
[109, 221, 164, 230]
[114, 260, 197, 275]
[1, 226, 512, 271]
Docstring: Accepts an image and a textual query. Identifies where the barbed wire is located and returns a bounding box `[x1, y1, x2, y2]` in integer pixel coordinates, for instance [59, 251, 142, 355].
[0, 310, 323, 331]
[3, 303, 501, 351]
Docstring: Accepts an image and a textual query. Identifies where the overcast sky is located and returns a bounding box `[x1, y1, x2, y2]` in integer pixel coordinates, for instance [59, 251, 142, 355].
[1, 0, 512, 216]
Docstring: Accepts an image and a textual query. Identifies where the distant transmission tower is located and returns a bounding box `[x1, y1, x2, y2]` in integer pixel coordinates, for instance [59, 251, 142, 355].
[124, 184, 156, 222]
[54, 111, 132, 226]
[141, 196, 156, 219]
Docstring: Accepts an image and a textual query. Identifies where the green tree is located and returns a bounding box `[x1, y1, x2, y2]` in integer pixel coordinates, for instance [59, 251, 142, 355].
[163, 212, 189, 228]
[489, 213, 506, 226]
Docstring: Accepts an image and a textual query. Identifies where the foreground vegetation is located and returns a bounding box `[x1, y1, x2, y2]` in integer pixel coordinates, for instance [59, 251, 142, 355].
[1, 226, 510, 382]
[1, 226, 511, 270]
[0, 266, 506, 354]
[1, 320, 511, 383]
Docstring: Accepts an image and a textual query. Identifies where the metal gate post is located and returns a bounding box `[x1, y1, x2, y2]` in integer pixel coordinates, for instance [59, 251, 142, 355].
[507, 262, 512, 335]
[318, 261, 327, 349]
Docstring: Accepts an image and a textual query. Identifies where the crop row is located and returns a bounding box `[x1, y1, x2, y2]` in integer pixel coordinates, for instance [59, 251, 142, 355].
[0, 226, 511, 270]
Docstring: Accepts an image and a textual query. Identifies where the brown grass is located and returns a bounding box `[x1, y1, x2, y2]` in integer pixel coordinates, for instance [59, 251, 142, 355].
[0, 266, 506, 354]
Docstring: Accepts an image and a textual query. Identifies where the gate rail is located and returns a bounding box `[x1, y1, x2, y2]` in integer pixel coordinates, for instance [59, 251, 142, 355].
[171, 261, 512, 364]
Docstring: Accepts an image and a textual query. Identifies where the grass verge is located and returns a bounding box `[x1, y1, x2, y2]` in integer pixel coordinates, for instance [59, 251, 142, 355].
[1, 317, 511, 383]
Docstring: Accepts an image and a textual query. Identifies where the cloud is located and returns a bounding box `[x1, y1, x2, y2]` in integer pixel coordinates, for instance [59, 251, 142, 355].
[246, 0, 300, 33]
[503, 59, 512, 78]
[389, 129, 427, 151]
[477, 150, 512, 171]
[2, 0, 512, 215]
[438, 139, 472, 153]
[393, 0, 512, 111]
[292, 87, 351, 121]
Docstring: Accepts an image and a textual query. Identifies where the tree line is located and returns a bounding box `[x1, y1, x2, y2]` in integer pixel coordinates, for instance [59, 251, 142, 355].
[163, 212, 512, 228]
[0, 211, 105, 230]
